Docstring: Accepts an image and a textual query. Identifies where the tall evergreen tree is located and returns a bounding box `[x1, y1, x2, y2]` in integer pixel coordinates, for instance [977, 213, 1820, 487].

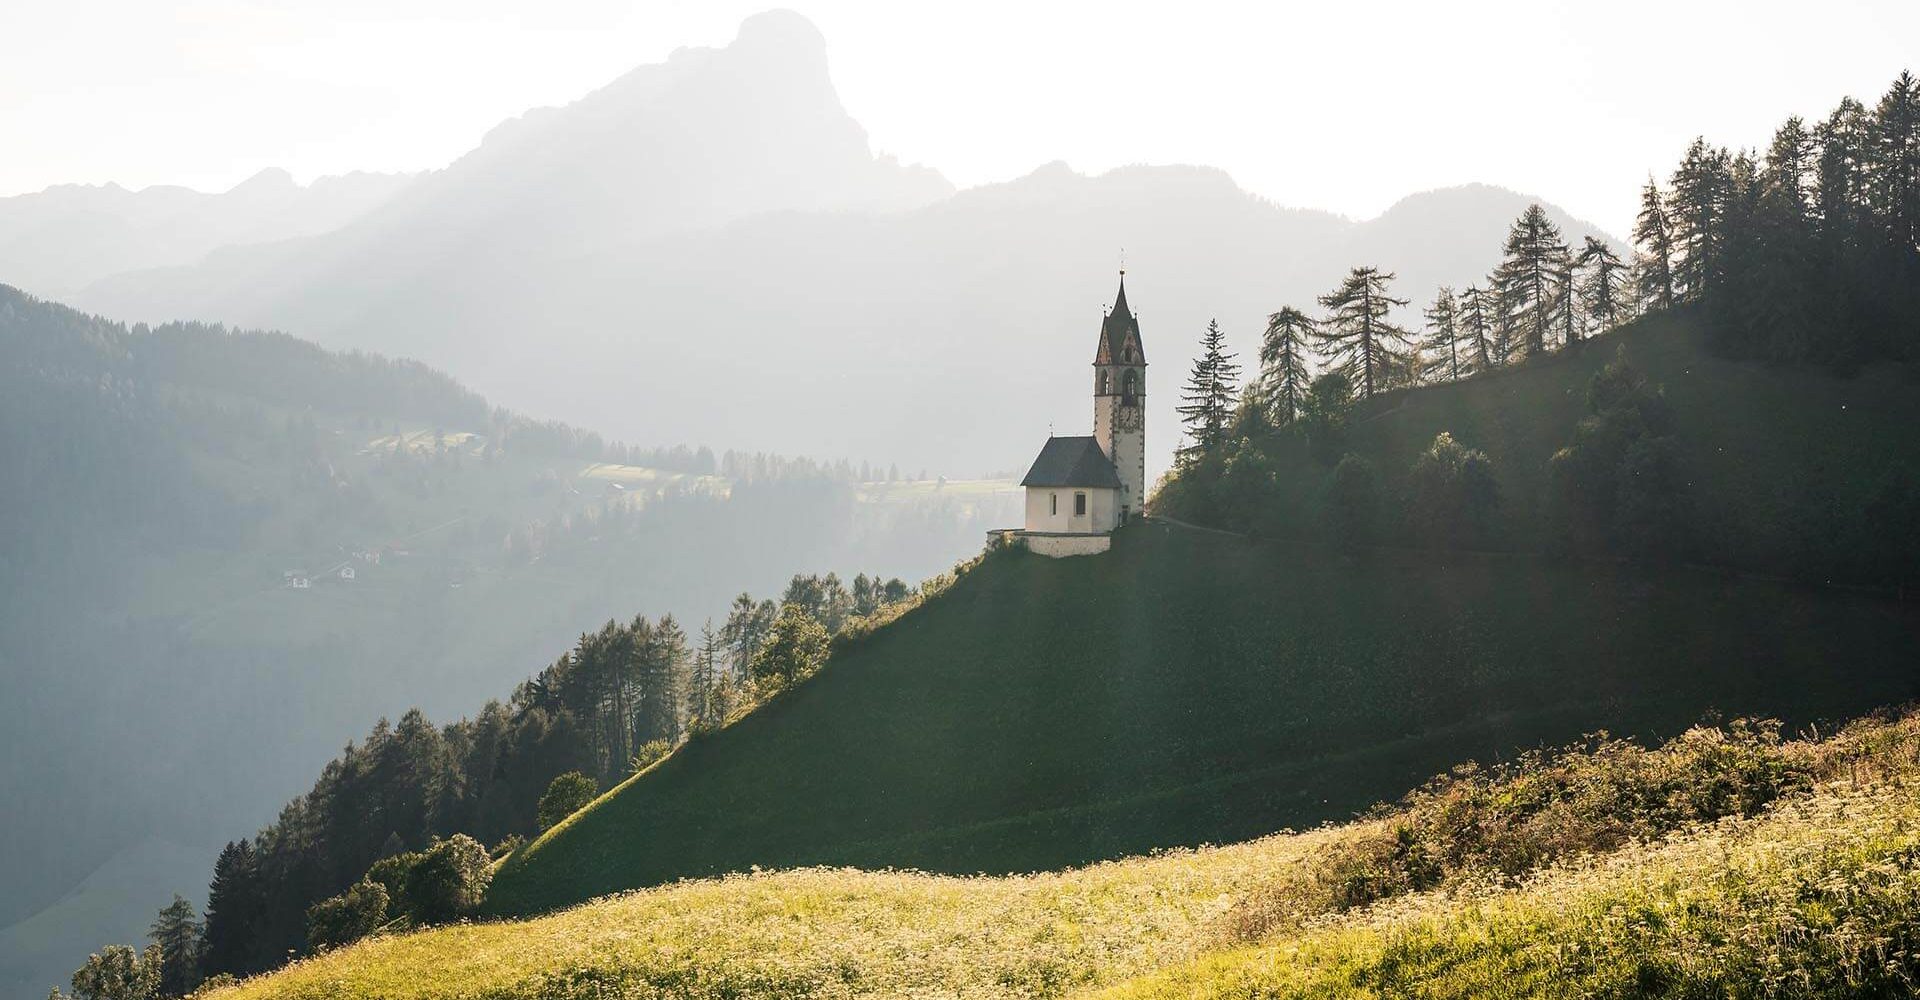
[1492, 204, 1569, 358]
[1577, 236, 1629, 331]
[1871, 70, 1920, 251]
[1457, 284, 1495, 372]
[1555, 252, 1582, 346]
[1315, 267, 1412, 398]
[1670, 138, 1732, 297]
[1817, 97, 1874, 246]
[688, 620, 720, 727]
[1632, 179, 1677, 309]
[200, 840, 263, 977]
[1421, 288, 1464, 383]
[1176, 319, 1241, 456]
[147, 896, 203, 999]
[1256, 307, 1314, 425]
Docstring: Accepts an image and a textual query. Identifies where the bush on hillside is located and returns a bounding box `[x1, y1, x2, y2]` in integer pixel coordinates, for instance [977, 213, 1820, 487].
[402, 835, 492, 925]
[750, 605, 831, 690]
[1407, 432, 1500, 549]
[1225, 715, 1833, 941]
[1548, 350, 1689, 559]
[305, 879, 390, 952]
[629, 741, 671, 775]
[1298, 372, 1353, 466]
[536, 772, 599, 833]
[1325, 453, 1380, 550]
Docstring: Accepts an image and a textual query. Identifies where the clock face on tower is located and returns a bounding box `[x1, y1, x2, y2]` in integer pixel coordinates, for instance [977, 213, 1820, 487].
[1116, 405, 1143, 431]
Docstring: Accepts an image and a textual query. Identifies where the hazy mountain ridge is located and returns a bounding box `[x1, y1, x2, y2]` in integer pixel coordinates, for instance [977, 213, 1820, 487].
[68, 13, 1620, 480]
[0, 168, 414, 298]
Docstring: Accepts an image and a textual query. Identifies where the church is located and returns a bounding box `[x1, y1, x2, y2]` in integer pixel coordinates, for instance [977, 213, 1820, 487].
[997, 273, 1148, 558]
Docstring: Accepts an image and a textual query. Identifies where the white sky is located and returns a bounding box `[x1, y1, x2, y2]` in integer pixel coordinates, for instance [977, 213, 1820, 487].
[4, 0, 1917, 234]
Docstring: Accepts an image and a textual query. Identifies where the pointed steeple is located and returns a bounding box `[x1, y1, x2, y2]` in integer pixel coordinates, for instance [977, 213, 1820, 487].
[1095, 270, 1145, 366]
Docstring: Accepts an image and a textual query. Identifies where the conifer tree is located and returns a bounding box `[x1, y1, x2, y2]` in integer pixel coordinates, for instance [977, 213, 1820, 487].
[1457, 284, 1495, 372]
[1315, 267, 1411, 398]
[1176, 319, 1241, 456]
[1577, 236, 1628, 331]
[1256, 307, 1314, 425]
[1871, 70, 1920, 251]
[1555, 252, 1581, 346]
[1670, 138, 1732, 297]
[147, 896, 203, 999]
[688, 620, 720, 728]
[1633, 179, 1677, 309]
[1817, 97, 1873, 245]
[1492, 205, 1568, 359]
[1421, 288, 1464, 382]
[201, 840, 262, 977]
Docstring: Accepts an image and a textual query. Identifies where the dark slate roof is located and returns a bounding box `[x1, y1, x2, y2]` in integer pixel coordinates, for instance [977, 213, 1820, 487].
[1094, 274, 1146, 366]
[1021, 436, 1123, 488]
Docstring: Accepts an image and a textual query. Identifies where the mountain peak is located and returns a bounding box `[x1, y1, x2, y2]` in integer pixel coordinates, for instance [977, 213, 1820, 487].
[733, 9, 828, 54]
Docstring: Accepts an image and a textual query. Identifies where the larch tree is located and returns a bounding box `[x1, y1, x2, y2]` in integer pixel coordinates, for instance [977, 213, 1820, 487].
[1816, 97, 1873, 246]
[1457, 284, 1495, 372]
[147, 896, 203, 999]
[1870, 70, 1920, 251]
[1492, 204, 1569, 359]
[1421, 287, 1464, 383]
[1577, 236, 1629, 332]
[1632, 178, 1677, 309]
[1176, 319, 1241, 457]
[1669, 138, 1732, 298]
[1315, 266, 1412, 398]
[1257, 307, 1314, 426]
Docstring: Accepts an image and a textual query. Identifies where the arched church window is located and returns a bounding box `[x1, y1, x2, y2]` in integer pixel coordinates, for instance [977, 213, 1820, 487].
[1122, 369, 1138, 403]
[1098, 370, 1108, 394]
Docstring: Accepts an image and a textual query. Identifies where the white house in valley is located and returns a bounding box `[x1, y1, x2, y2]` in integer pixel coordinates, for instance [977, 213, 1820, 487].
[996, 273, 1148, 558]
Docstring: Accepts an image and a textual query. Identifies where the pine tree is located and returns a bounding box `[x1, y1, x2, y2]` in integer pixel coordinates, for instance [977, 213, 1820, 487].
[1457, 284, 1495, 372]
[1555, 252, 1581, 346]
[201, 840, 262, 977]
[1492, 204, 1569, 359]
[1421, 288, 1463, 383]
[1577, 236, 1628, 331]
[1871, 70, 1920, 251]
[147, 896, 203, 998]
[1256, 307, 1314, 425]
[1817, 97, 1873, 246]
[1176, 319, 1240, 457]
[688, 620, 720, 728]
[1315, 266, 1412, 398]
[1670, 138, 1732, 297]
[1633, 179, 1677, 309]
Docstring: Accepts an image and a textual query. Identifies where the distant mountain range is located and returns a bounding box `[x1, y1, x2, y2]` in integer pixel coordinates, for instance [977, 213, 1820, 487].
[15, 10, 1619, 480]
[0, 167, 414, 299]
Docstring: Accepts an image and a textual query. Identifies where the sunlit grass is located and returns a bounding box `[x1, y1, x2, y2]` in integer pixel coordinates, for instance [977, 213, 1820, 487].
[209, 712, 1920, 999]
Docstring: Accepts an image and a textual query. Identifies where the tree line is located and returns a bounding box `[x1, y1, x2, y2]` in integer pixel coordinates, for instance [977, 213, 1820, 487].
[50, 566, 928, 999]
[1177, 69, 1918, 458]
[1165, 71, 1918, 574]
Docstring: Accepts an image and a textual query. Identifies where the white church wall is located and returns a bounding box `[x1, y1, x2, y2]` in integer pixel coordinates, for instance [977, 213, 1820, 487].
[1023, 486, 1119, 534]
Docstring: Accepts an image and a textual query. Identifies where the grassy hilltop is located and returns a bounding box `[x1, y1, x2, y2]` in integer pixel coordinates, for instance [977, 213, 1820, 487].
[485, 517, 1920, 918]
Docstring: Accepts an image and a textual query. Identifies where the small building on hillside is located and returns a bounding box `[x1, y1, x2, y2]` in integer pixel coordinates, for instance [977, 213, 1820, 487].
[994, 272, 1148, 558]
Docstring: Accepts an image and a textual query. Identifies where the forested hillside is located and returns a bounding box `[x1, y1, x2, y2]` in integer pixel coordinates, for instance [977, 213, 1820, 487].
[0, 286, 1013, 999]
[1160, 70, 1920, 592]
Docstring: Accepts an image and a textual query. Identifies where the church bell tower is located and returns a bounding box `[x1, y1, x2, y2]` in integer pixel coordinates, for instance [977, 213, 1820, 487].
[1092, 272, 1147, 519]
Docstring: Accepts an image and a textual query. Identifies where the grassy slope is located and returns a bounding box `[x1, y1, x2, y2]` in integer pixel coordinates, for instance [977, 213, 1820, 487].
[486, 518, 1920, 917]
[211, 717, 1920, 1000]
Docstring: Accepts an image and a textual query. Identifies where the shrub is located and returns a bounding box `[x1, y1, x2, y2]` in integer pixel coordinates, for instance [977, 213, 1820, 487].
[536, 771, 599, 833]
[750, 604, 830, 690]
[1325, 453, 1379, 550]
[1298, 372, 1353, 466]
[305, 879, 390, 952]
[403, 835, 492, 925]
[629, 740, 672, 775]
[1407, 432, 1499, 549]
